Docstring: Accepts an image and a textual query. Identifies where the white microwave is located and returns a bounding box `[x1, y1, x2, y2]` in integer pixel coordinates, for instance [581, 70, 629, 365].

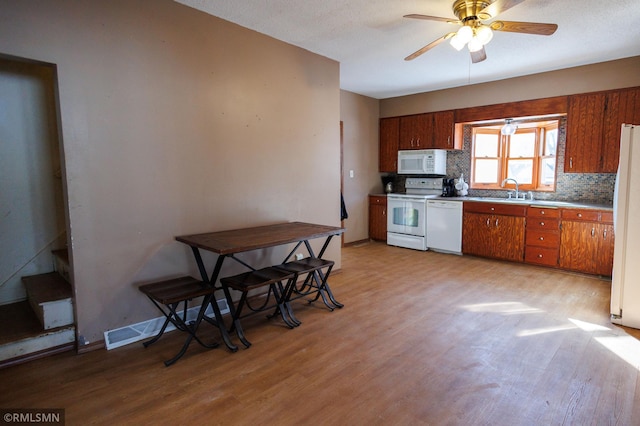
[397, 149, 447, 175]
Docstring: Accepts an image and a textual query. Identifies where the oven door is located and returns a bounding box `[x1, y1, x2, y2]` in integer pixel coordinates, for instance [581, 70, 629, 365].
[387, 196, 426, 236]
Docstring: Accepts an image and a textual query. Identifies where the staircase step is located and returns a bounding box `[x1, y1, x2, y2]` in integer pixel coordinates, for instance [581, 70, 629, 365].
[0, 301, 74, 366]
[22, 272, 74, 330]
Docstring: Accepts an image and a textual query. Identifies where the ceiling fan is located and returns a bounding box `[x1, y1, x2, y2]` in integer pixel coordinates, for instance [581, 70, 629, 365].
[404, 0, 558, 63]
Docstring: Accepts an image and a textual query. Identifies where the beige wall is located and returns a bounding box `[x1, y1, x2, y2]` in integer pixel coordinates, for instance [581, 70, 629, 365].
[339, 91, 380, 243]
[0, 0, 341, 345]
[381, 56, 640, 117]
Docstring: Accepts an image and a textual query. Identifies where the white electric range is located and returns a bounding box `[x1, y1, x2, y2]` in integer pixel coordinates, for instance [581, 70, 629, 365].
[387, 177, 442, 251]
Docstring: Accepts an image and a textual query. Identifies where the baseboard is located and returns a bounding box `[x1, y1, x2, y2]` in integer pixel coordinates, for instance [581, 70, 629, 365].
[343, 238, 371, 247]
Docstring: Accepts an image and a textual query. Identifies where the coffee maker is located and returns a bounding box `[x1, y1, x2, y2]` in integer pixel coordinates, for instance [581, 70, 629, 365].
[442, 178, 456, 197]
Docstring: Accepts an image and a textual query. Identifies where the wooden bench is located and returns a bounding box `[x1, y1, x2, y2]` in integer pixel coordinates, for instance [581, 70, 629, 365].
[138, 276, 220, 366]
[220, 267, 296, 348]
[276, 257, 340, 310]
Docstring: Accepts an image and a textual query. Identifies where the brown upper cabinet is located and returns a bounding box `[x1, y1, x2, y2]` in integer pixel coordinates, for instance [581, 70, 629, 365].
[397, 111, 459, 150]
[432, 110, 456, 149]
[565, 87, 640, 173]
[379, 117, 399, 173]
[399, 113, 433, 150]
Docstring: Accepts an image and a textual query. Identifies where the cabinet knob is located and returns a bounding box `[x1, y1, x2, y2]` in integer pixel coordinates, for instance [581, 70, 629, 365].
[540, 222, 545, 226]
[538, 254, 543, 258]
[539, 236, 544, 241]
[541, 211, 545, 215]
[490, 207, 495, 211]
[578, 213, 582, 218]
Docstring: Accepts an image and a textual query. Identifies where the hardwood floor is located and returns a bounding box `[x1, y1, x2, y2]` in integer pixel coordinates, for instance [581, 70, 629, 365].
[1, 241, 639, 425]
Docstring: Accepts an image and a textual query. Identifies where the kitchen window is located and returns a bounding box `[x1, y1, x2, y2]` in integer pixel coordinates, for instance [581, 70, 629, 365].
[470, 120, 559, 192]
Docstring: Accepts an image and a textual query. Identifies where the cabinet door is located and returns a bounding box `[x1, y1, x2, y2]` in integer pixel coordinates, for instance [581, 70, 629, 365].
[433, 110, 455, 149]
[368, 196, 387, 241]
[463, 212, 494, 257]
[379, 117, 399, 172]
[559, 221, 599, 273]
[493, 215, 526, 262]
[399, 114, 433, 149]
[595, 224, 614, 276]
[601, 87, 640, 172]
[565, 93, 606, 173]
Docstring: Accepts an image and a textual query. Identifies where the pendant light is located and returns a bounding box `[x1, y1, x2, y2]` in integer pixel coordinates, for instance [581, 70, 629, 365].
[501, 119, 518, 136]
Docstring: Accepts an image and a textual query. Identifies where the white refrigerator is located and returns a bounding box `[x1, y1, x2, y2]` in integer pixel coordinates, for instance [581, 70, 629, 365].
[611, 124, 640, 328]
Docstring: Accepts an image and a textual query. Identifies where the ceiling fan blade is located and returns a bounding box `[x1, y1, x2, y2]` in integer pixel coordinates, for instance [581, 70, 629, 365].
[490, 20, 558, 35]
[480, 0, 526, 19]
[470, 46, 487, 63]
[404, 33, 456, 61]
[403, 14, 460, 25]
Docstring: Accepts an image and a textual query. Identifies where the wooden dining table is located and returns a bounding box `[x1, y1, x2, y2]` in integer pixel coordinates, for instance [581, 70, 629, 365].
[175, 221, 345, 351]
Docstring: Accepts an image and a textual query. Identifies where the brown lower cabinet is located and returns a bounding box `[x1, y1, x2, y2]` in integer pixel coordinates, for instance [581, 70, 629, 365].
[559, 209, 614, 276]
[524, 206, 560, 267]
[462, 202, 614, 276]
[462, 202, 526, 262]
[368, 195, 387, 241]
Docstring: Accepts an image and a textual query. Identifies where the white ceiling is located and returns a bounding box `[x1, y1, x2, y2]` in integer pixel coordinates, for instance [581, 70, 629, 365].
[176, 0, 640, 99]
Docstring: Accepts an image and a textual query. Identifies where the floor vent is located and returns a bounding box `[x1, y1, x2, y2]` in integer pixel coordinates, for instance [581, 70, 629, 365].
[104, 298, 229, 350]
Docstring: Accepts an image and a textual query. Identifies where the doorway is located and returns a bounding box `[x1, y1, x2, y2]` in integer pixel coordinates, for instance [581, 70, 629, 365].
[0, 55, 73, 365]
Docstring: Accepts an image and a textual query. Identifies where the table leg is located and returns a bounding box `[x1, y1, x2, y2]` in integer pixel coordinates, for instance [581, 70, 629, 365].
[191, 248, 238, 352]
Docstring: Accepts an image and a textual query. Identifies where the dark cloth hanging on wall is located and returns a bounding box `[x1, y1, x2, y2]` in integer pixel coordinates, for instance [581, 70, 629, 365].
[340, 193, 348, 220]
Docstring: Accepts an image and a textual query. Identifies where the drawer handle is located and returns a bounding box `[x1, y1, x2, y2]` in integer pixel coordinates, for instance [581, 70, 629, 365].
[540, 222, 545, 226]
[578, 213, 583, 218]
[538, 254, 543, 258]
[541, 211, 545, 215]
[539, 236, 544, 241]
[491, 207, 495, 211]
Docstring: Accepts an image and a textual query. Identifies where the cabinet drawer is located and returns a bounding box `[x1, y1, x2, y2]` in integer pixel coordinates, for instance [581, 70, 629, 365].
[526, 230, 560, 248]
[525, 247, 559, 266]
[527, 218, 560, 232]
[369, 195, 387, 205]
[464, 202, 527, 216]
[527, 206, 560, 219]
[561, 208, 600, 221]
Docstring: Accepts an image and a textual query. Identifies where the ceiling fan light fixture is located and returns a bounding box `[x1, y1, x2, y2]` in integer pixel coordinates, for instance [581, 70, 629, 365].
[456, 25, 473, 44]
[450, 34, 466, 51]
[467, 36, 483, 52]
[475, 25, 493, 45]
[501, 119, 518, 135]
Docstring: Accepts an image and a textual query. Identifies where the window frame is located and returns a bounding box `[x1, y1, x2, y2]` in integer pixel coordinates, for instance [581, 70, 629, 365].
[469, 120, 559, 192]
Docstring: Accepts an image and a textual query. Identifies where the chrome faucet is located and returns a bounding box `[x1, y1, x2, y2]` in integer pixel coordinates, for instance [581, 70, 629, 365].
[501, 178, 520, 199]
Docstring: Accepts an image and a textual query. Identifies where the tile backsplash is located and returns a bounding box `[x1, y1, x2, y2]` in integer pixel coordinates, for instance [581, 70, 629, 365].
[387, 117, 616, 205]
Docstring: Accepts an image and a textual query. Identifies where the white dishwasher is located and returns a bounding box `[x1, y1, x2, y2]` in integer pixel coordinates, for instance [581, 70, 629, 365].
[426, 200, 463, 254]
